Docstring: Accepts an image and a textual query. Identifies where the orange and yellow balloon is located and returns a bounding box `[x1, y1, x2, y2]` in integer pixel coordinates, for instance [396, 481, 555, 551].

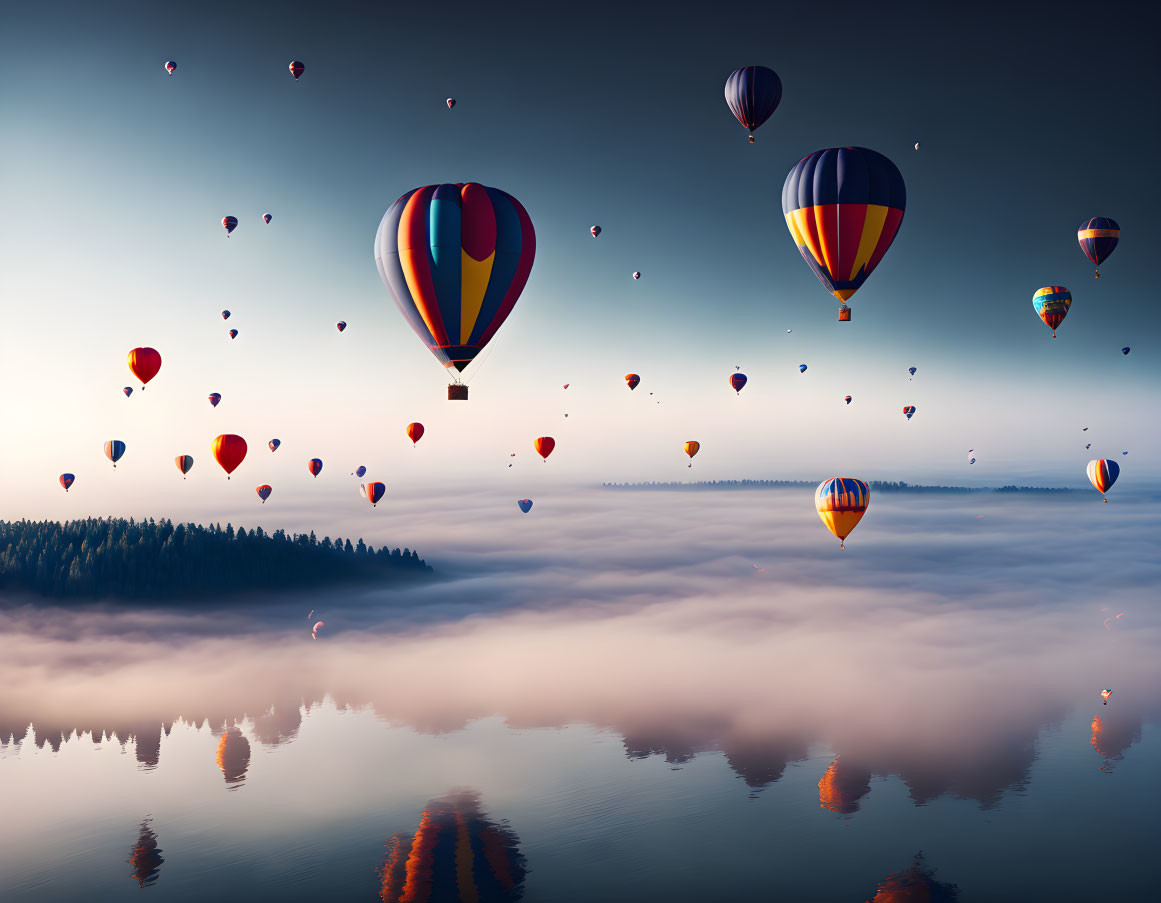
[684, 441, 700, 467]
[815, 477, 869, 549]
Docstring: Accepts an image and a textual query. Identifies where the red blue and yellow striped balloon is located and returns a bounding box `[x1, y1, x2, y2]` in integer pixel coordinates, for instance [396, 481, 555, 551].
[781, 147, 906, 315]
[1032, 286, 1071, 337]
[815, 477, 870, 549]
[1077, 217, 1119, 277]
[374, 183, 535, 374]
[1086, 459, 1119, 501]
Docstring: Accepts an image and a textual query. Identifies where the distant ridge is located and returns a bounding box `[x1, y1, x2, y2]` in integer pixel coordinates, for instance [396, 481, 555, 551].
[602, 480, 1079, 494]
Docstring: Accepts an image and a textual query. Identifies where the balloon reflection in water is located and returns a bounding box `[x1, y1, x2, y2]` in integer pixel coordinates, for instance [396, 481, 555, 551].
[128, 819, 164, 887]
[868, 853, 959, 902]
[216, 726, 251, 788]
[378, 790, 526, 902]
[817, 756, 872, 814]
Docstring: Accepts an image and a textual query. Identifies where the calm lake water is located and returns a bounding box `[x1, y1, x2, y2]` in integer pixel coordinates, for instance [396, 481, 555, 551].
[2, 488, 1158, 901]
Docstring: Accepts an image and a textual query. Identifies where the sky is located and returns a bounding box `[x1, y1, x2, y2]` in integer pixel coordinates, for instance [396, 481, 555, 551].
[1, 0, 1158, 523]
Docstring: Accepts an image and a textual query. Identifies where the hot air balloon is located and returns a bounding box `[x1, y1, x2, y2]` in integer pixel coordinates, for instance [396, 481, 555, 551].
[815, 477, 870, 550]
[590, 225, 601, 238]
[844, 395, 852, 404]
[1122, 347, 1130, 355]
[123, 386, 133, 398]
[729, 373, 747, 394]
[229, 329, 238, 339]
[289, 60, 304, 80]
[903, 405, 916, 420]
[353, 465, 366, 477]
[723, 65, 782, 143]
[1033, 286, 1071, 337]
[336, 321, 346, 332]
[210, 434, 246, 478]
[365, 482, 386, 506]
[625, 373, 641, 390]
[268, 438, 280, 452]
[208, 392, 221, 408]
[914, 141, 920, 150]
[407, 422, 424, 446]
[1078, 217, 1119, 278]
[1086, 443, 1091, 449]
[221, 310, 231, 320]
[534, 437, 555, 461]
[1100, 689, 1113, 705]
[59, 473, 75, 492]
[798, 363, 807, 373]
[222, 215, 237, 237]
[127, 347, 162, 388]
[374, 183, 535, 401]
[311, 620, 324, 639]
[908, 366, 917, 378]
[256, 484, 272, 503]
[446, 97, 455, 109]
[104, 440, 126, 468]
[308, 458, 323, 477]
[263, 213, 271, 223]
[175, 454, 194, 478]
[782, 147, 906, 321]
[164, 60, 176, 75]
[969, 449, 976, 464]
[1086, 459, 1119, 501]
[517, 498, 533, 513]
[632, 271, 640, 280]
[684, 440, 700, 467]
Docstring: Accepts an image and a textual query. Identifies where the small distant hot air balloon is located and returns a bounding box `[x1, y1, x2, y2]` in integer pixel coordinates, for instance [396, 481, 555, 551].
[175, 455, 194, 478]
[1086, 443, 1091, 449]
[1100, 689, 1113, 705]
[308, 458, 323, 477]
[625, 373, 641, 390]
[1033, 286, 1071, 337]
[815, 477, 869, 550]
[729, 373, 747, 394]
[268, 438, 280, 452]
[222, 215, 237, 237]
[289, 60, 304, 80]
[798, 364, 807, 373]
[127, 347, 162, 388]
[969, 449, 976, 464]
[590, 225, 601, 238]
[1086, 459, 1119, 502]
[365, 482, 386, 506]
[1122, 347, 1130, 355]
[632, 271, 640, 280]
[903, 405, 916, 420]
[407, 422, 424, 446]
[684, 440, 700, 467]
[723, 65, 782, 143]
[312, 620, 324, 639]
[914, 141, 920, 150]
[123, 386, 133, 398]
[211, 434, 246, 479]
[59, 473, 75, 492]
[353, 465, 366, 477]
[534, 437, 555, 461]
[104, 440, 126, 468]
[221, 310, 231, 320]
[256, 484, 272, 503]
[336, 321, 346, 332]
[446, 97, 455, 109]
[517, 498, 533, 513]
[229, 329, 238, 339]
[844, 395, 852, 404]
[164, 60, 176, 75]
[1078, 217, 1119, 278]
[208, 392, 221, 408]
[263, 213, 272, 224]
[908, 367, 917, 378]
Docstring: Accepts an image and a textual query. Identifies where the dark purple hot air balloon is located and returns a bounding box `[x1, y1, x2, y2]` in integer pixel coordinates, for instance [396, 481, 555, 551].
[724, 66, 783, 143]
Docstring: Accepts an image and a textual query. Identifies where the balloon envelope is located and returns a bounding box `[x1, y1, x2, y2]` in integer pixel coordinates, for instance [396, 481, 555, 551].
[256, 484, 272, 502]
[632, 271, 640, 280]
[104, 440, 126, 464]
[374, 183, 535, 376]
[336, 321, 346, 332]
[1032, 286, 1071, 335]
[729, 373, 747, 393]
[517, 498, 533, 513]
[175, 454, 194, 475]
[268, 438, 280, 452]
[221, 310, 230, 320]
[123, 387, 133, 397]
[308, 458, 323, 477]
[208, 393, 221, 407]
[59, 473, 75, 491]
[815, 477, 870, 546]
[446, 97, 455, 109]
[407, 422, 424, 445]
[211, 434, 247, 475]
[354, 465, 366, 478]
[263, 213, 272, 223]
[799, 364, 807, 373]
[908, 367, 917, 376]
[366, 482, 386, 505]
[590, 225, 601, 237]
[289, 60, 304, 79]
[684, 441, 700, 459]
[127, 347, 162, 386]
[723, 66, 782, 139]
[1086, 459, 1119, 495]
[903, 405, 916, 420]
[534, 437, 555, 460]
[1122, 347, 1130, 355]
[1077, 217, 1119, 272]
[164, 60, 176, 74]
[625, 373, 641, 390]
[221, 216, 237, 235]
[229, 329, 238, 339]
[844, 395, 852, 404]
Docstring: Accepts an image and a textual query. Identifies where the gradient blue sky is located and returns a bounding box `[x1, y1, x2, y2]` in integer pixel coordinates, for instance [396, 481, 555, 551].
[1, 0, 1157, 520]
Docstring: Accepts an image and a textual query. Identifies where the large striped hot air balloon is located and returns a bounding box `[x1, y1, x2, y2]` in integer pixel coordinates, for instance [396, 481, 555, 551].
[1032, 286, 1071, 337]
[815, 477, 869, 549]
[1086, 459, 1119, 502]
[374, 183, 535, 400]
[1077, 217, 1119, 278]
[723, 66, 782, 143]
[782, 147, 906, 320]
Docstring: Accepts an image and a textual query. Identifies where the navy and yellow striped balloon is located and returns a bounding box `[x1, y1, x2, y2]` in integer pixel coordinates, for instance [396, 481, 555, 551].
[815, 477, 870, 549]
[1032, 286, 1071, 337]
[1077, 217, 1119, 278]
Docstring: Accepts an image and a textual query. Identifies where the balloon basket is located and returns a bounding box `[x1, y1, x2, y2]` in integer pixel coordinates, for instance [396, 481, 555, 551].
[448, 384, 468, 401]
[838, 307, 851, 322]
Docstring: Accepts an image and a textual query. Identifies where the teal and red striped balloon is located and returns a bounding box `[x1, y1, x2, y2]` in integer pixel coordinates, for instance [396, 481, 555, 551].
[1032, 286, 1071, 337]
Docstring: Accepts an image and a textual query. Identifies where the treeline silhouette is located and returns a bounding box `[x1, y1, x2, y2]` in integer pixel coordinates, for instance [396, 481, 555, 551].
[602, 480, 1077, 494]
[0, 517, 431, 600]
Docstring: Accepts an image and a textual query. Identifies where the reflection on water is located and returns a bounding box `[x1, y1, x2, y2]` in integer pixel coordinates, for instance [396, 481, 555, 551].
[215, 726, 251, 788]
[868, 852, 958, 902]
[127, 819, 163, 888]
[819, 756, 872, 814]
[379, 790, 526, 902]
[1090, 711, 1142, 771]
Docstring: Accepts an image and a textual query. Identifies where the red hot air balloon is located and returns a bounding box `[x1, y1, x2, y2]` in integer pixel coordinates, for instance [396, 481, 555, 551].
[222, 216, 237, 237]
[534, 436, 555, 461]
[365, 481, 386, 506]
[256, 484, 272, 503]
[407, 422, 424, 446]
[289, 60, 304, 80]
[308, 458, 323, 477]
[211, 434, 247, 479]
[127, 347, 162, 388]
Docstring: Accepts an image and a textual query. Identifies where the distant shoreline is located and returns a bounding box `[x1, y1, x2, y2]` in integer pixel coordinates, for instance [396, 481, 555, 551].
[601, 480, 1081, 494]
